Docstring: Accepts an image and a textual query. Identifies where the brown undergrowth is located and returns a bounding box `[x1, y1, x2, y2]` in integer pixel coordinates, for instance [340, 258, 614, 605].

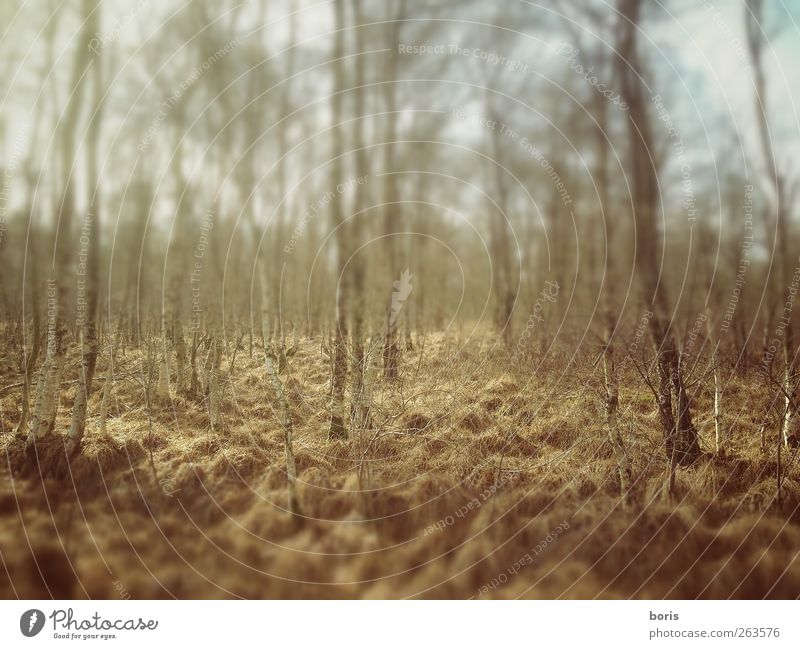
[1, 333, 799, 599]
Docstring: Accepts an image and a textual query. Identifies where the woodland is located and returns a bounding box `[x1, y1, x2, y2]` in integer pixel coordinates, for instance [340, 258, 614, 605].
[1, 0, 800, 599]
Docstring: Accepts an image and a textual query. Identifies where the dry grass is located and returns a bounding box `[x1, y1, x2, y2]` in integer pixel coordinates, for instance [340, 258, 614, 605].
[1, 332, 799, 599]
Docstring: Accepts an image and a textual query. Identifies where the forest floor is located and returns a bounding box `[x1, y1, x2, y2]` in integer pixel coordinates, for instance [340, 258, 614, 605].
[2, 331, 800, 599]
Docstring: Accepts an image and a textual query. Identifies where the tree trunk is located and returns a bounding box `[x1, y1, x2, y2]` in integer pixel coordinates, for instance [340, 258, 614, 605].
[156, 349, 171, 403]
[745, 0, 796, 448]
[265, 345, 301, 518]
[27, 308, 62, 444]
[706, 309, 723, 455]
[207, 332, 222, 431]
[604, 316, 632, 506]
[98, 365, 113, 438]
[616, 0, 700, 466]
[16, 246, 41, 436]
[28, 0, 97, 452]
[174, 327, 188, 395]
[328, 0, 348, 440]
[189, 330, 200, 398]
[67, 33, 104, 456]
[381, 1, 406, 379]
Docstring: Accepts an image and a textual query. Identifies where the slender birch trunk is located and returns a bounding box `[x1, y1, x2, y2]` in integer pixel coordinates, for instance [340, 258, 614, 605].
[27, 299, 62, 444]
[328, 0, 348, 440]
[705, 308, 723, 455]
[28, 0, 97, 451]
[98, 360, 113, 438]
[265, 345, 301, 518]
[16, 192, 41, 436]
[67, 32, 105, 456]
[208, 332, 222, 431]
[745, 0, 797, 448]
[156, 348, 171, 403]
[380, 1, 406, 379]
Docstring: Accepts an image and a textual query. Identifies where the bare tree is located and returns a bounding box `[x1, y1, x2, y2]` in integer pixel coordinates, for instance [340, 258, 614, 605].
[745, 0, 799, 449]
[616, 0, 700, 478]
[380, 0, 406, 379]
[28, 0, 98, 452]
[67, 7, 106, 456]
[329, 0, 349, 439]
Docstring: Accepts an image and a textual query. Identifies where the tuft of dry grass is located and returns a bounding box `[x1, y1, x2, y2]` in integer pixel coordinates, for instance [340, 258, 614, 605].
[1, 332, 799, 599]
